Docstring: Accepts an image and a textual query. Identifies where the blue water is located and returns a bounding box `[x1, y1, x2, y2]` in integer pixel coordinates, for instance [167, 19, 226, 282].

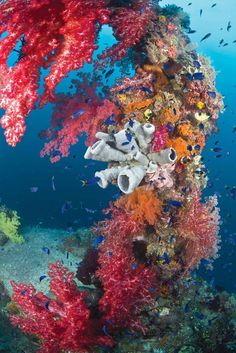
[0, 1, 236, 295]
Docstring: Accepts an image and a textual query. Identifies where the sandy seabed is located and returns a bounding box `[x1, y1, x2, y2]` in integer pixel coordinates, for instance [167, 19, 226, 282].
[0, 227, 83, 295]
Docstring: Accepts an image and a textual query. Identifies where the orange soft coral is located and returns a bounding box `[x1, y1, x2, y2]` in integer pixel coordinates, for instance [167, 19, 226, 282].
[177, 123, 194, 139]
[123, 97, 154, 114]
[177, 123, 205, 150]
[158, 108, 180, 125]
[166, 137, 190, 161]
[115, 187, 162, 225]
[142, 64, 169, 89]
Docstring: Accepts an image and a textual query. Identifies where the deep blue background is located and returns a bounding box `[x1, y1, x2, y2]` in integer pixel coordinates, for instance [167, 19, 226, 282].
[0, 2, 236, 292]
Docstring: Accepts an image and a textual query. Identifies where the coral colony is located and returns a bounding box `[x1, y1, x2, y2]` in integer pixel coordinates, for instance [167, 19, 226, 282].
[0, 0, 232, 353]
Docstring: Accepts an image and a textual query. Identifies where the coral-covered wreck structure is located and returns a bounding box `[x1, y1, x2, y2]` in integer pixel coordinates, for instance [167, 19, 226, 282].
[0, 1, 233, 353]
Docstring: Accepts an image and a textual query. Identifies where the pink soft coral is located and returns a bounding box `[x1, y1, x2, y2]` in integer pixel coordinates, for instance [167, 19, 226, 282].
[177, 190, 220, 271]
[10, 261, 113, 353]
[151, 125, 168, 152]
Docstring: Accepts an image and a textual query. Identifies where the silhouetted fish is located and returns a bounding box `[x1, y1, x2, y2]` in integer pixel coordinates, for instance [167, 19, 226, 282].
[200, 33, 211, 42]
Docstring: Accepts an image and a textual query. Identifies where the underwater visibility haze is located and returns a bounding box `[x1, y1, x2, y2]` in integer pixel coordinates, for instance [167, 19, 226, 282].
[0, 0, 236, 352]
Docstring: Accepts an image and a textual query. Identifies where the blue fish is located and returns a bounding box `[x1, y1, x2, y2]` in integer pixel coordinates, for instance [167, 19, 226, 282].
[140, 5, 145, 14]
[88, 176, 101, 186]
[166, 123, 174, 133]
[106, 319, 114, 325]
[72, 108, 86, 118]
[45, 300, 50, 310]
[163, 252, 171, 264]
[149, 287, 156, 293]
[186, 73, 193, 81]
[208, 91, 216, 99]
[131, 263, 137, 270]
[199, 123, 205, 130]
[121, 141, 130, 146]
[125, 86, 132, 92]
[193, 72, 204, 80]
[140, 86, 153, 94]
[186, 72, 204, 81]
[167, 200, 183, 208]
[92, 235, 105, 249]
[42, 246, 50, 255]
[193, 60, 201, 69]
[39, 275, 47, 282]
[102, 325, 111, 337]
[104, 114, 116, 126]
[125, 131, 133, 142]
[128, 119, 134, 128]
[163, 62, 171, 70]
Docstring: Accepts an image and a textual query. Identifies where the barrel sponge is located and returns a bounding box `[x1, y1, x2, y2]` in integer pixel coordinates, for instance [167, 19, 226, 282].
[0, 206, 24, 244]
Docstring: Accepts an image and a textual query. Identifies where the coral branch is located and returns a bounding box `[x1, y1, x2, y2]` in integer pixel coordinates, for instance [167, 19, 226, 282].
[11, 261, 113, 353]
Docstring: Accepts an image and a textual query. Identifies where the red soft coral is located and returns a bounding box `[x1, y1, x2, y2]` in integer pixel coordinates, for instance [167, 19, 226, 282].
[97, 244, 157, 333]
[0, 0, 154, 146]
[40, 77, 120, 162]
[10, 261, 113, 353]
[177, 190, 220, 271]
[94, 204, 157, 332]
[95, 203, 145, 241]
[102, 0, 154, 62]
[0, 0, 110, 146]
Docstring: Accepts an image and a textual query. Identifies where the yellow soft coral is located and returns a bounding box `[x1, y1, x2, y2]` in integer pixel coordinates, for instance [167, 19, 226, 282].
[115, 186, 162, 225]
[0, 207, 24, 243]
